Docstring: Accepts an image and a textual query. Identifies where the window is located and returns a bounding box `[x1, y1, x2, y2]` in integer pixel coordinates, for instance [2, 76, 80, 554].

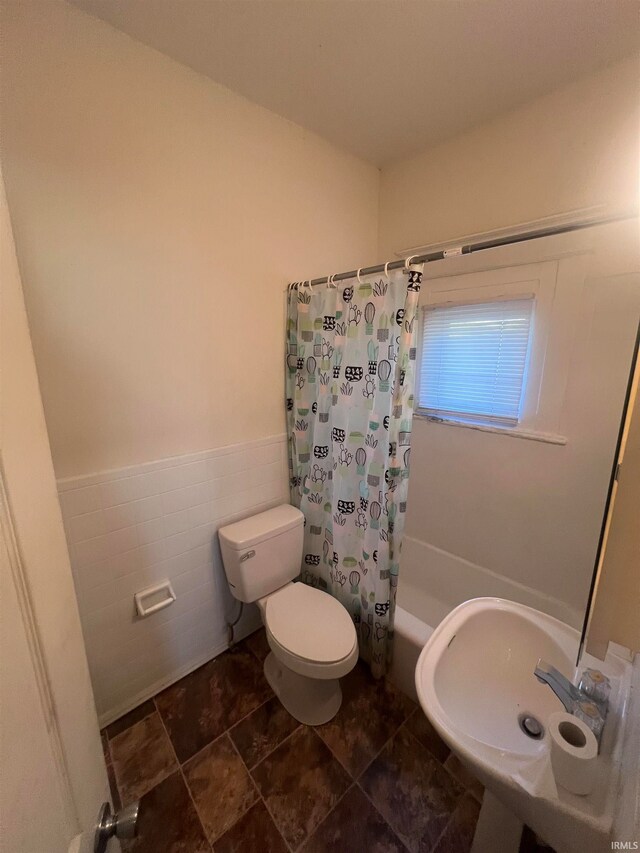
[410, 244, 589, 444]
[418, 297, 534, 427]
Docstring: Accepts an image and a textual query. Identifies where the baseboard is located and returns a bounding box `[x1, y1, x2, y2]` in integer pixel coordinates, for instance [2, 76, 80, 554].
[97, 639, 229, 728]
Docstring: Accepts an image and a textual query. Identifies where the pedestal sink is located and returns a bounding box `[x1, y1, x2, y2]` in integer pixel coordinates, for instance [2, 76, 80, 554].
[415, 598, 633, 853]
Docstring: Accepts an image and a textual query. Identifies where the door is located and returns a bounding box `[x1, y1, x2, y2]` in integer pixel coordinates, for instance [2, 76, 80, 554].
[0, 169, 116, 852]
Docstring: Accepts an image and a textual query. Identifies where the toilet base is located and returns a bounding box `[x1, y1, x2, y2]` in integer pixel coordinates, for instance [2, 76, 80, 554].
[263, 652, 342, 725]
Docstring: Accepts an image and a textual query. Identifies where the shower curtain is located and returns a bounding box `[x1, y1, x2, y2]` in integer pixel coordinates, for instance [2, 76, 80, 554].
[285, 268, 421, 676]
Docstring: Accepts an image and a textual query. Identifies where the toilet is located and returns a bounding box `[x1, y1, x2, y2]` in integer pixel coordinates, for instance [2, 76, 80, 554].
[218, 504, 358, 725]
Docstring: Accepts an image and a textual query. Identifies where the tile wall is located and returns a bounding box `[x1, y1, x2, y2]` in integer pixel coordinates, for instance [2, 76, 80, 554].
[57, 435, 289, 724]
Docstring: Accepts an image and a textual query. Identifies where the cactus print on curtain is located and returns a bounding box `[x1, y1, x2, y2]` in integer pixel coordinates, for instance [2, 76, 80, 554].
[285, 268, 422, 677]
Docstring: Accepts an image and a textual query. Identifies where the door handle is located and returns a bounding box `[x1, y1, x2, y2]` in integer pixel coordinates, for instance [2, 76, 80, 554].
[94, 800, 139, 853]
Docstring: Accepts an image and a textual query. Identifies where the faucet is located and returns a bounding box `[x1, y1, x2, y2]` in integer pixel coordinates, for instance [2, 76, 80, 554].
[534, 660, 581, 711]
[534, 659, 606, 744]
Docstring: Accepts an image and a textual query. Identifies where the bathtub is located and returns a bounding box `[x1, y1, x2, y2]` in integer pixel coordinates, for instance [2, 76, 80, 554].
[390, 535, 583, 701]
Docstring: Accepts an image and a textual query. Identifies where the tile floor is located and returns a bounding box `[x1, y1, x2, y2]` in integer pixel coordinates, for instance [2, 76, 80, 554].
[102, 629, 549, 853]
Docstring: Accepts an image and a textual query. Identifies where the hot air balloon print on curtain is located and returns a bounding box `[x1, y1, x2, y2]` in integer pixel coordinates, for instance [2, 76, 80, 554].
[369, 500, 381, 530]
[364, 302, 376, 335]
[306, 356, 317, 384]
[377, 359, 391, 392]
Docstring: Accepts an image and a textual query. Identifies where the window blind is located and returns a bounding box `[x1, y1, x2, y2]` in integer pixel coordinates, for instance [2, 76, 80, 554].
[418, 297, 534, 425]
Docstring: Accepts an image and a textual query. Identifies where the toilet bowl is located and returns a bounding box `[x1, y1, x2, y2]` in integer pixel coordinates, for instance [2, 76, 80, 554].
[259, 581, 358, 724]
[218, 504, 358, 725]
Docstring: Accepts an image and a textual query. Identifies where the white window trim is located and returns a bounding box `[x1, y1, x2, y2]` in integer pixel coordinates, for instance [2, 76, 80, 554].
[412, 410, 567, 445]
[413, 249, 588, 443]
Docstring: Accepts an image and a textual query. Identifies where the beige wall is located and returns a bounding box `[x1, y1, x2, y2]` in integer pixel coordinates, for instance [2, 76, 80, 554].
[0, 0, 379, 479]
[0, 169, 108, 849]
[379, 54, 640, 257]
[379, 60, 640, 619]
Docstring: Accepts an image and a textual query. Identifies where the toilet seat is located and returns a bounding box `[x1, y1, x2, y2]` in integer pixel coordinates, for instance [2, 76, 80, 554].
[264, 583, 358, 679]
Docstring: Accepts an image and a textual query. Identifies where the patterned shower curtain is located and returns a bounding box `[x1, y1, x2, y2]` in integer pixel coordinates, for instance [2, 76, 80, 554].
[285, 267, 422, 677]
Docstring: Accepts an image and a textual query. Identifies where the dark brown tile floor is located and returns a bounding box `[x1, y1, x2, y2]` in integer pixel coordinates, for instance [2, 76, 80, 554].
[102, 628, 497, 853]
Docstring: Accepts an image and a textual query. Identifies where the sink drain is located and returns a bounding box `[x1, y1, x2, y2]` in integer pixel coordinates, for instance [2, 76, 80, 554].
[518, 713, 544, 740]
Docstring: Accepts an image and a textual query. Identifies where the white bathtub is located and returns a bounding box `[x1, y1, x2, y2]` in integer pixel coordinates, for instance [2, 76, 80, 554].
[390, 535, 583, 701]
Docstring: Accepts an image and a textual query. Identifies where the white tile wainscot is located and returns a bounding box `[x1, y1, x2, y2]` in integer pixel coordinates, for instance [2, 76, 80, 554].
[57, 434, 289, 725]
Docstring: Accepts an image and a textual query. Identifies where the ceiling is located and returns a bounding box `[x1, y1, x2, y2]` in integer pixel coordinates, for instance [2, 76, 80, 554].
[68, 0, 640, 166]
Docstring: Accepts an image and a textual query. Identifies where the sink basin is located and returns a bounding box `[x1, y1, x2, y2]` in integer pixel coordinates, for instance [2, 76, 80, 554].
[415, 598, 632, 853]
[426, 601, 572, 755]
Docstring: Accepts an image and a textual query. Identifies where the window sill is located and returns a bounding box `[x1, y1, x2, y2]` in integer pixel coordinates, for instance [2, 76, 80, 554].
[413, 411, 567, 445]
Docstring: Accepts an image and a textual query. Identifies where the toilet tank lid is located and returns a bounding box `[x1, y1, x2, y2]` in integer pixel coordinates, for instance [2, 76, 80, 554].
[218, 504, 303, 550]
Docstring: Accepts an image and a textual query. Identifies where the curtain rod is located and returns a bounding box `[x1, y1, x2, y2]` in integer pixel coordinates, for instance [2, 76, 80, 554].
[293, 211, 637, 288]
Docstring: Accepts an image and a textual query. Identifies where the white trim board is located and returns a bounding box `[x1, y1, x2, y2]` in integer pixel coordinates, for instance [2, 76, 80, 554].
[58, 433, 287, 492]
[413, 413, 567, 445]
[97, 639, 227, 728]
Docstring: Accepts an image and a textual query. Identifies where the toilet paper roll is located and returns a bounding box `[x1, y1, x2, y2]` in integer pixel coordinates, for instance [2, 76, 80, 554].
[548, 711, 598, 796]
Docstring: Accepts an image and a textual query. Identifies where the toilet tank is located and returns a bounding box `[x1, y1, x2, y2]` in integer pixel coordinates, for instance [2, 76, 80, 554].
[218, 504, 304, 603]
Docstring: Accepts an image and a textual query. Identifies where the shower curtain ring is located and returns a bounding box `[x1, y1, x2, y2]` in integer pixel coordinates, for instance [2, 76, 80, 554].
[404, 255, 418, 271]
[384, 261, 392, 280]
[356, 268, 363, 285]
